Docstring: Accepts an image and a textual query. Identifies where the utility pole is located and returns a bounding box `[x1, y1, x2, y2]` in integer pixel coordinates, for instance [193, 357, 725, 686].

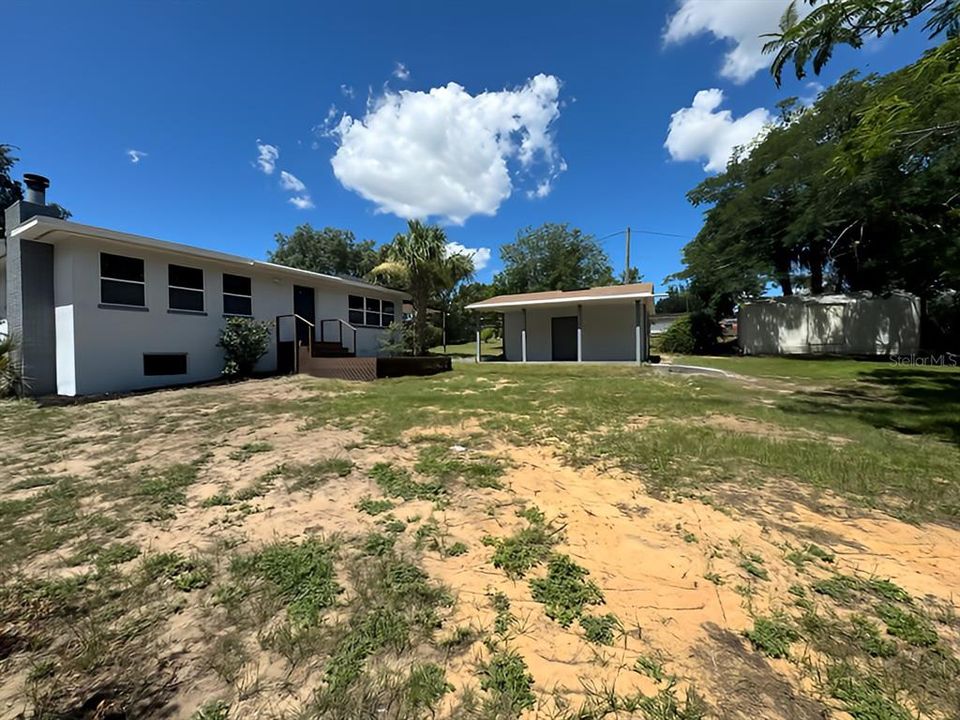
[624, 226, 632, 283]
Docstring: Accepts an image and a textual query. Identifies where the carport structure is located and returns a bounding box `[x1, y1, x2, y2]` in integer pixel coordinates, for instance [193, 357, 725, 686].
[466, 283, 655, 364]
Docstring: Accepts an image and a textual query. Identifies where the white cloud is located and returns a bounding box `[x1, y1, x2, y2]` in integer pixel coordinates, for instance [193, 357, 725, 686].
[327, 74, 565, 224]
[446, 241, 492, 271]
[126, 149, 147, 164]
[340, 84, 355, 98]
[255, 140, 279, 174]
[393, 62, 410, 80]
[288, 195, 314, 210]
[664, 88, 771, 172]
[279, 170, 307, 192]
[664, 0, 811, 84]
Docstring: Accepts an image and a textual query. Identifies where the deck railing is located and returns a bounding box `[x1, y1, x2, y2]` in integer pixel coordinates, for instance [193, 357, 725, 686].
[318, 318, 358, 355]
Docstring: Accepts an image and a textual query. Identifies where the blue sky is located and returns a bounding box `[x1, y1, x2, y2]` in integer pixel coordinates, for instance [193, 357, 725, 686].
[3, 1, 934, 288]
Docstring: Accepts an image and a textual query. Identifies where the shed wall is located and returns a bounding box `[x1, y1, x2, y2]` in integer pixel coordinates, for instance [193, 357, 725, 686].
[738, 295, 920, 355]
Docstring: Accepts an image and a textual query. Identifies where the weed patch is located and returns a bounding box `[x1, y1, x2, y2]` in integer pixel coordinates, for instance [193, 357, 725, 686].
[529, 554, 604, 628]
[744, 615, 798, 658]
[229, 538, 341, 626]
[484, 508, 560, 578]
[356, 496, 394, 515]
[478, 648, 536, 714]
[228, 441, 273, 462]
[143, 552, 212, 591]
[579, 613, 621, 645]
[370, 462, 445, 501]
[414, 443, 504, 489]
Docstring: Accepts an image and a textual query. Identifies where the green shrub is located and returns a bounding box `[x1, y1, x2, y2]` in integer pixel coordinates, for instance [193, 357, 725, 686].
[379, 320, 415, 357]
[0, 333, 22, 397]
[479, 327, 499, 342]
[218, 317, 271, 377]
[659, 311, 720, 355]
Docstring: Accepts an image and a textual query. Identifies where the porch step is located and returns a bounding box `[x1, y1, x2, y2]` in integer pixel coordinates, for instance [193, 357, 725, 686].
[311, 341, 355, 358]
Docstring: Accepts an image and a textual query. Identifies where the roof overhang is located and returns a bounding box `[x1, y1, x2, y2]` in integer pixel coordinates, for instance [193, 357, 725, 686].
[466, 292, 654, 311]
[11, 216, 408, 298]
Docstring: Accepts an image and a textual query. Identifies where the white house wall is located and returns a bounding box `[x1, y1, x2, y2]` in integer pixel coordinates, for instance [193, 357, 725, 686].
[503, 301, 650, 361]
[54, 235, 398, 395]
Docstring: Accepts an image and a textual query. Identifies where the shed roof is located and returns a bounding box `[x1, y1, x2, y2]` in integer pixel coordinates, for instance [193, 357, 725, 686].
[466, 283, 654, 310]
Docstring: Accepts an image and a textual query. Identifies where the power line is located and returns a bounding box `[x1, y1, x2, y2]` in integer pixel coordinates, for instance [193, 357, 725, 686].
[597, 228, 692, 241]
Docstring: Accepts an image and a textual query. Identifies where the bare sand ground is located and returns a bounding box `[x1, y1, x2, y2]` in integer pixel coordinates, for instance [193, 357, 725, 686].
[2, 377, 959, 719]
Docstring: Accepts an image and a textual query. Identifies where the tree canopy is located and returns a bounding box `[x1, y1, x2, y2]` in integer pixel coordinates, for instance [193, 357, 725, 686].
[1, 144, 70, 236]
[676, 39, 960, 317]
[493, 223, 614, 295]
[268, 224, 378, 278]
[766, 0, 960, 85]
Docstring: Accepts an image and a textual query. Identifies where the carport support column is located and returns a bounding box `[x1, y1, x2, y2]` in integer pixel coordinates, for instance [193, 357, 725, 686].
[577, 304, 583, 362]
[475, 313, 481, 363]
[521, 308, 528, 363]
[635, 300, 643, 365]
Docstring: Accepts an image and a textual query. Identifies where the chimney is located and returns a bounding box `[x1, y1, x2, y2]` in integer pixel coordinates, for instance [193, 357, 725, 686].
[23, 173, 50, 205]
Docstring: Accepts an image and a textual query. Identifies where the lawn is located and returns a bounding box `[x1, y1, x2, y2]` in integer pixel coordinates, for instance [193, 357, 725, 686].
[1, 359, 958, 719]
[430, 337, 504, 358]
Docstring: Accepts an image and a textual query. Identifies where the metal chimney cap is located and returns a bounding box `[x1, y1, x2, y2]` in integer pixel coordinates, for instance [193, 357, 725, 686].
[23, 173, 50, 191]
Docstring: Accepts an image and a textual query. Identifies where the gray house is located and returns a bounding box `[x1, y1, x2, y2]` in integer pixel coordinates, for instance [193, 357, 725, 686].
[2, 175, 406, 396]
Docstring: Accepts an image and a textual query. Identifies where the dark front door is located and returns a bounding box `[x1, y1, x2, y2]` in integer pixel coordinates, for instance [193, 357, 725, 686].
[551, 316, 578, 361]
[293, 285, 315, 345]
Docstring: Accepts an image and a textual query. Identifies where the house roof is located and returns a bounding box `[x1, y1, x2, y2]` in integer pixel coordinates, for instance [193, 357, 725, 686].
[9, 215, 407, 298]
[465, 283, 655, 310]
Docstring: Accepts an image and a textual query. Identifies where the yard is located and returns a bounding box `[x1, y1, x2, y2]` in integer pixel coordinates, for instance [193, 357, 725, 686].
[1, 359, 959, 719]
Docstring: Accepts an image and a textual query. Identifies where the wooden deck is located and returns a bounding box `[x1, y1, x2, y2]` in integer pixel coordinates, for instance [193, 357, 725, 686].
[296, 347, 451, 381]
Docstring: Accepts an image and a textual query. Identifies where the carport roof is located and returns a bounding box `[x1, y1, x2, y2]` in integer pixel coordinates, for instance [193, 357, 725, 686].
[465, 282, 654, 310]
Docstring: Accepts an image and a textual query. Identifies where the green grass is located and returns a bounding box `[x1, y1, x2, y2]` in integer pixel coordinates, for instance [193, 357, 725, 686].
[579, 613, 621, 645]
[228, 441, 273, 462]
[142, 552, 213, 591]
[369, 462, 446, 501]
[228, 538, 341, 626]
[478, 648, 536, 713]
[483, 508, 560, 578]
[429, 338, 503, 358]
[529, 554, 604, 628]
[744, 615, 798, 658]
[356, 496, 395, 515]
[633, 655, 666, 683]
[414, 443, 505, 489]
[276, 362, 960, 524]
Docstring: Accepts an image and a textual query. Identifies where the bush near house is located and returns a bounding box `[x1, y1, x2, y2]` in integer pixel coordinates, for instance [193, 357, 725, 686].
[218, 318, 271, 377]
[659, 311, 720, 355]
[0, 334, 22, 397]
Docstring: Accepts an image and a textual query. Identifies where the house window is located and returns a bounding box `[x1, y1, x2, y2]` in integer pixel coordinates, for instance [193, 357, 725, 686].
[101, 252, 145, 307]
[223, 273, 252, 316]
[168, 264, 204, 312]
[143, 353, 187, 376]
[348, 295, 394, 327]
[348, 295, 364, 325]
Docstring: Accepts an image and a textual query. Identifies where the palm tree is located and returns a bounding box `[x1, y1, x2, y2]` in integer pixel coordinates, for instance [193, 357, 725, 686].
[369, 220, 474, 355]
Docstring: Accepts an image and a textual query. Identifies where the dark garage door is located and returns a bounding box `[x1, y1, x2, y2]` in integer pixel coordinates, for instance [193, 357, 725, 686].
[551, 316, 578, 361]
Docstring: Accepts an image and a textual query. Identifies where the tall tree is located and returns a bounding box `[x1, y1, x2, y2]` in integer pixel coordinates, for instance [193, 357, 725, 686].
[677, 44, 960, 323]
[766, 0, 960, 85]
[369, 220, 474, 355]
[269, 225, 378, 278]
[493, 223, 614, 295]
[1, 144, 70, 235]
[1, 145, 24, 237]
